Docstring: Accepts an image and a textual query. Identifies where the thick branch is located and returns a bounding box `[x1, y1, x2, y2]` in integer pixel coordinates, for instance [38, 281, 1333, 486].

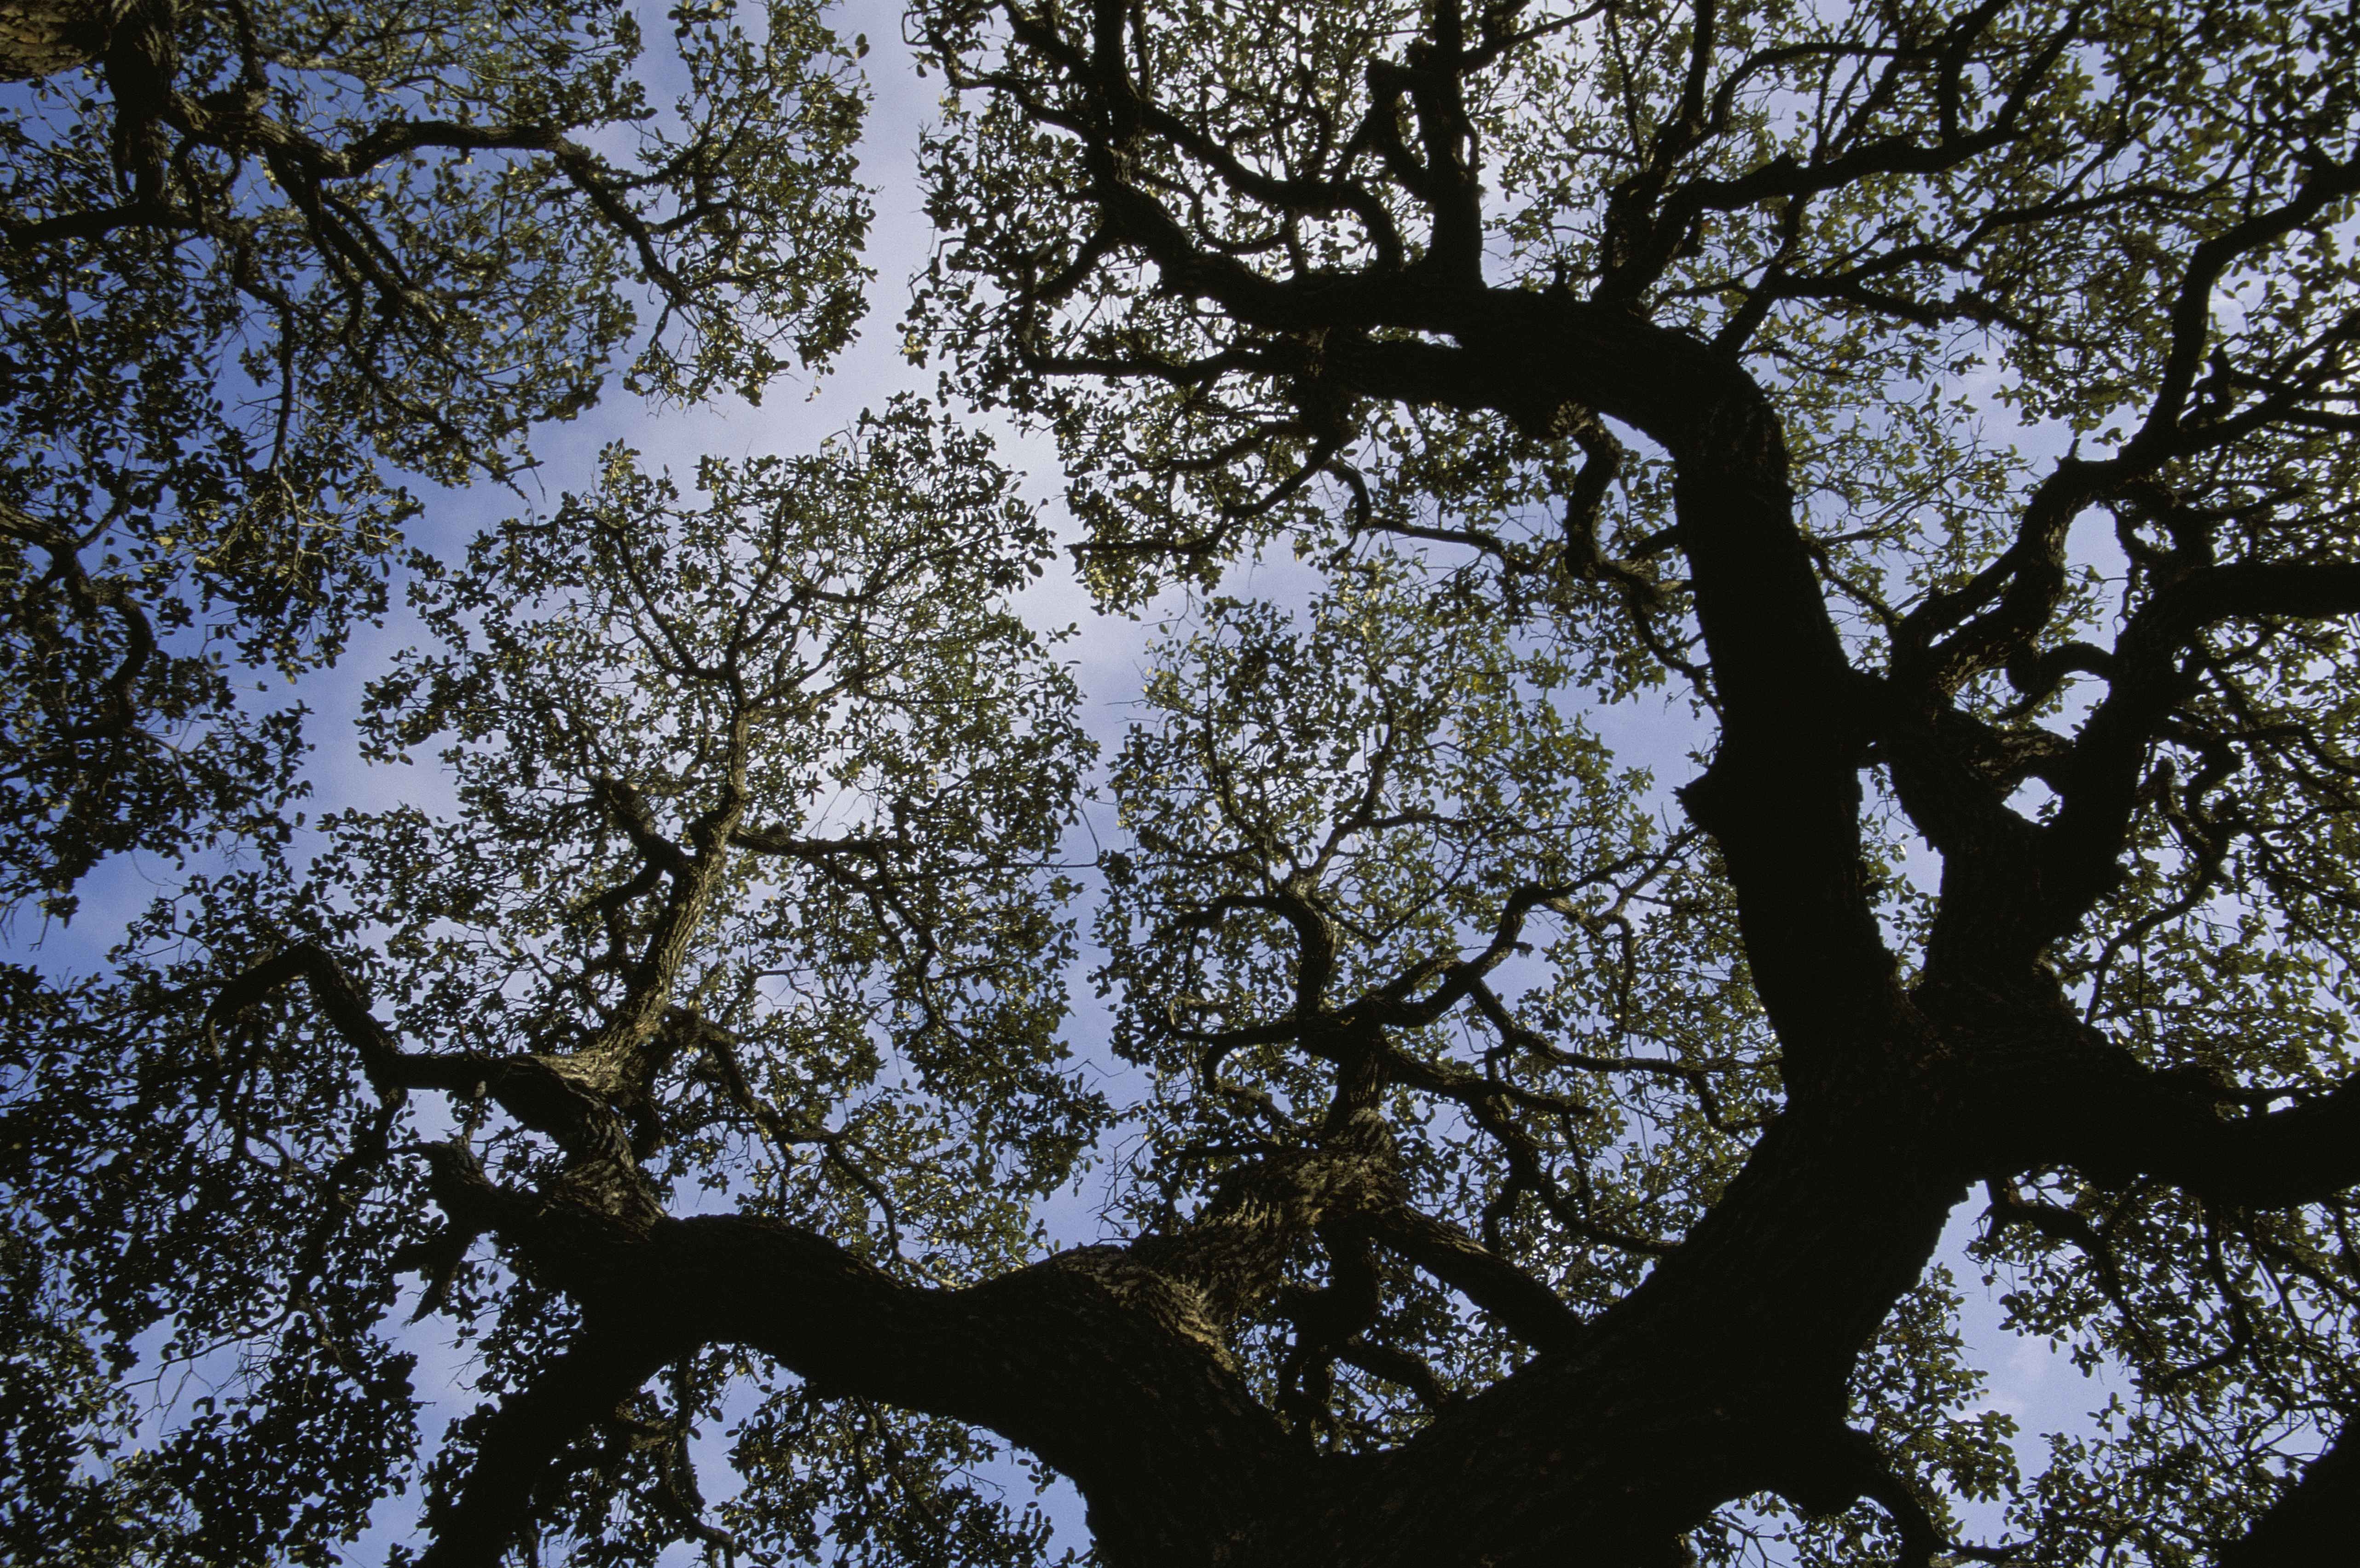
[1364, 1204, 1583, 1350]
[416, 1324, 680, 1568]
[417, 1153, 1307, 1568]
[212, 947, 647, 1187]
[2021, 1054, 2360, 1211]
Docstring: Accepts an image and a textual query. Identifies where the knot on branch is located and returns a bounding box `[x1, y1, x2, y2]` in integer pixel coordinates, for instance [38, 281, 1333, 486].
[1148, 1143, 1405, 1321]
[415, 1134, 667, 1297]
[1044, 1141, 1409, 1370]
[1045, 1245, 1236, 1368]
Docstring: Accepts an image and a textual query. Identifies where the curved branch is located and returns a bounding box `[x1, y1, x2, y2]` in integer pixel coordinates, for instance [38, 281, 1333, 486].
[2026, 558, 2360, 955]
[413, 1140, 1309, 1568]
[1363, 1204, 1583, 1350]
[208, 943, 414, 1098]
[416, 1323, 679, 1568]
[212, 947, 648, 1187]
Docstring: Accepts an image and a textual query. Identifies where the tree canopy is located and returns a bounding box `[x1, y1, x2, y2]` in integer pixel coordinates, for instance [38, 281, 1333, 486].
[6, 0, 2360, 1564]
[0, 0, 868, 914]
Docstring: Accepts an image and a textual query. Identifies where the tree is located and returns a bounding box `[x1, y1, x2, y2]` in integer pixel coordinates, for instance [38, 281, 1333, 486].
[0, 0, 868, 915]
[4, 400, 1100, 1565]
[903, 0, 2360, 1555]
[6, 0, 2360, 1564]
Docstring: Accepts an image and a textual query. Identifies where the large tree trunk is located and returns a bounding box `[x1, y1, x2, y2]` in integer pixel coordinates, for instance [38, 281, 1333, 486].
[404, 1010, 1985, 1568]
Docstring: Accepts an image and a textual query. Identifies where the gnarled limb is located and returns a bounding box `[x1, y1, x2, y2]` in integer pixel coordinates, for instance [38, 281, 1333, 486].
[414, 1137, 1317, 1568]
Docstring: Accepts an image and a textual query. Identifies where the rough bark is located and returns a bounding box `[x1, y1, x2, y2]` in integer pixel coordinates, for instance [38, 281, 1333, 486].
[0, 0, 127, 77]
